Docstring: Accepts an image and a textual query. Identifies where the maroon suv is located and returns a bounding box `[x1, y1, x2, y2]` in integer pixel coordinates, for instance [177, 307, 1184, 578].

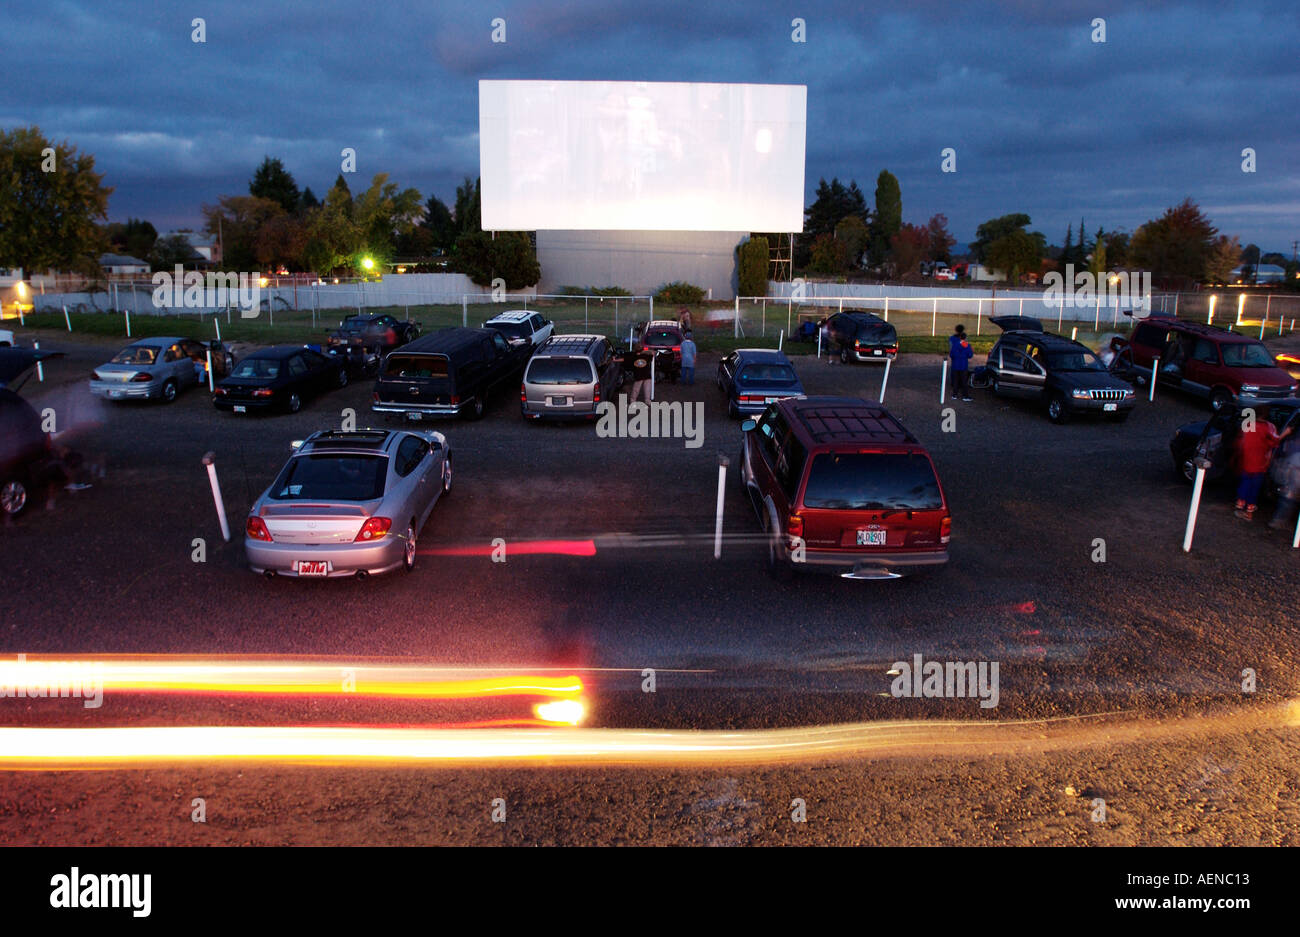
[738, 396, 951, 580]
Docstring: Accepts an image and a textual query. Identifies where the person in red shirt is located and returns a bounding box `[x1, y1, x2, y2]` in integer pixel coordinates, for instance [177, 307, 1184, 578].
[1234, 413, 1293, 520]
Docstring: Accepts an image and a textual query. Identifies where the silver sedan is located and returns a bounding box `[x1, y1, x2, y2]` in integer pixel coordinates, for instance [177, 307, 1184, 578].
[90, 336, 229, 403]
[244, 428, 452, 578]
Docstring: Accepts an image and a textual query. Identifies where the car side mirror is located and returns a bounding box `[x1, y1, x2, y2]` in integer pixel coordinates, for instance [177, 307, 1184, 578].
[740, 419, 757, 432]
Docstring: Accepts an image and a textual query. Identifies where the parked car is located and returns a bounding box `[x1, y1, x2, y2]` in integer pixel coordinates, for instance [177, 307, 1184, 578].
[633, 320, 684, 381]
[244, 428, 452, 578]
[0, 350, 61, 517]
[933, 267, 957, 282]
[0, 346, 63, 391]
[984, 315, 1137, 423]
[738, 396, 951, 580]
[1110, 313, 1296, 412]
[820, 312, 898, 363]
[520, 334, 622, 421]
[716, 349, 805, 418]
[214, 346, 349, 414]
[326, 314, 421, 373]
[1169, 397, 1300, 484]
[0, 328, 14, 347]
[372, 327, 532, 420]
[483, 310, 554, 348]
[89, 337, 232, 403]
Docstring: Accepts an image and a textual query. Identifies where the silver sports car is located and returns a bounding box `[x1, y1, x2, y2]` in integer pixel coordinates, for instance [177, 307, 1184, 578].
[244, 428, 452, 578]
[90, 336, 232, 403]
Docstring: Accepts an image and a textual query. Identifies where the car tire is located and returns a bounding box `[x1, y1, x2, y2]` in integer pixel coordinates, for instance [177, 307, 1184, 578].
[839, 345, 851, 364]
[337, 368, 349, 388]
[1210, 387, 1234, 413]
[1176, 452, 1198, 483]
[727, 397, 738, 419]
[762, 510, 795, 582]
[161, 380, 178, 404]
[442, 455, 453, 495]
[287, 392, 302, 414]
[1047, 392, 1070, 424]
[1, 477, 29, 517]
[989, 374, 1000, 395]
[403, 520, 417, 572]
[468, 396, 485, 420]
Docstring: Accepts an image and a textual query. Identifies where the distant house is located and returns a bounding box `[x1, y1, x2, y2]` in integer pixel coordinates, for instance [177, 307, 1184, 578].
[1233, 263, 1287, 284]
[99, 253, 151, 276]
[161, 230, 221, 265]
[966, 263, 1003, 282]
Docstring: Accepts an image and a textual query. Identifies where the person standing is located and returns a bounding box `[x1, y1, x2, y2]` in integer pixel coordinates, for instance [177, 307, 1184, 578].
[680, 331, 697, 386]
[949, 324, 974, 401]
[622, 345, 654, 403]
[1267, 425, 1300, 530]
[1234, 412, 1291, 521]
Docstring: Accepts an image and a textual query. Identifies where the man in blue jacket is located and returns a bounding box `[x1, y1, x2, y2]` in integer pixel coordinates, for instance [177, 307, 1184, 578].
[949, 324, 974, 401]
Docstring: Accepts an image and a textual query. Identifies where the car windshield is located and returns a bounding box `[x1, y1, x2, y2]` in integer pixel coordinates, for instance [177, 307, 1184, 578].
[270, 454, 387, 502]
[487, 322, 528, 340]
[738, 364, 798, 386]
[383, 355, 447, 379]
[803, 452, 944, 511]
[1047, 350, 1105, 371]
[644, 330, 680, 346]
[1221, 343, 1275, 367]
[232, 358, 280, 379]
[341, 317, 373, 329]
[111, 346, 158, 365]
[527, 358, 594, 384]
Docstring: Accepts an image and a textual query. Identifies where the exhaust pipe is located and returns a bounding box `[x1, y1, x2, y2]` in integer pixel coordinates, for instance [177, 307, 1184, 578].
[355, 570, 369, 580]
[263, 570, 276, 580]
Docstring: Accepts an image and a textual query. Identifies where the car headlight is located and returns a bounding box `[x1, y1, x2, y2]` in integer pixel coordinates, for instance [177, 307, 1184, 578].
[1124, 389, 1136, 397]
[1072, 389, 1091, 399]
[1240, 385, 1260, 393]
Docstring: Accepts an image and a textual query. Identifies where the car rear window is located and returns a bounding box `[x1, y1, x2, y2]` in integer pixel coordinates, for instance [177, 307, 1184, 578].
[1221, 343, 1275, 368]
[1046, 350, 1105, 371]
[112, 346, 158, 365]
[738, 364, 798, 386]
[803, 452, 944, 511]
[271, 454, 387, 502]
[487, 322, 529, 340]
[644, 330, 680, 346]
[383, 354, 447, 379]
[232, 358, 280, 379]
[527, 357, 594, 384]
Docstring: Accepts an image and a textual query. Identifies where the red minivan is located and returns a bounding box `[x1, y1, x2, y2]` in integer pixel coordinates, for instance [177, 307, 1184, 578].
[739, 396, 951, 580]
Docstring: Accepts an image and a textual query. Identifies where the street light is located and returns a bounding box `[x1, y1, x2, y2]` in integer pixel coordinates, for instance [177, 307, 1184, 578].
[361, 256, 374, 271]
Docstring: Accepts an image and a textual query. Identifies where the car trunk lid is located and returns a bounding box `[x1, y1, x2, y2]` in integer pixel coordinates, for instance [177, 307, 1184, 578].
[259, 502, 375, 544]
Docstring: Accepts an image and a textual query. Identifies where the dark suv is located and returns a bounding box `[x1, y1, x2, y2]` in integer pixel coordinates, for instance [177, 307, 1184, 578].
[1169, 397, 1300, 485]
[738, 396, 950, 580]
[1111, 313, 1296, 412]
[984, 316, 1136, 423]
[820, 312, 899, 363]
[326, 314, 421, 373]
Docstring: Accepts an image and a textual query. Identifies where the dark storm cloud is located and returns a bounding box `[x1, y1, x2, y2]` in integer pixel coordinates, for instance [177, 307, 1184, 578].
[1, 0, 1295, 249]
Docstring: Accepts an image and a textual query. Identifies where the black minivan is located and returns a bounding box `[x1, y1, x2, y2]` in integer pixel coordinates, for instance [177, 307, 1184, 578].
[371, 328, 531, 421]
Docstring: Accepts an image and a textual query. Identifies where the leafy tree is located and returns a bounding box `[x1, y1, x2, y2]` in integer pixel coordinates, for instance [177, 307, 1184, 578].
[1061, 223, 1073, 265]
[834, 216, 869, 270]
[453, 177, 481, 235]
[809, 233, 848, 274]
[924, 214, 955, 263]
[300, 187, 319, 211]
[255, 214, 309, 270]
[148, 234, 203, 271]
[0, 126, 112, 275]
[969, 213, 1032, 263]
[889, 223, 929, 279]
[453, 230, 540, 288]
[352, 173, 423, 263]
[249, 157, 301, 214]
[654, 281, 707, 304]
[738, 236, 769, 297]
[301, 177, 361, 274]
[106, 218, 158, 260]
[202, 195, 284, 271]
[798, 178, 867, 269]
[869, 170, 902, 267]
[985, 229, 1042, 283]
[420, 194, 457, 252]
[1105, 230, 1130, 269]
[1204, 235, 1241, 285]
[1128, 198, 1217, 284]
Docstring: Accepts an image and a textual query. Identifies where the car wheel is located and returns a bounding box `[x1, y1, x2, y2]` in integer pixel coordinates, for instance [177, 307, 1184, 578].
[287, 392, 302, 414]
[1047, 392, 1070, 424]
[839, 345, 851, 364]
[403, 520, 417, 572]
[337, 368, 349, 388]
[1177, 452, 1198, 483]
[1210, 388, 1234, 413]
[990, 374, 1000, 395]
[727, 397, 738, 419]
[766, 529, 795, 582]
[468, 396, 485, 420]
[1, 478, 28, 516]
[161, 380, 178, 403]
[442, 455, 453, 494]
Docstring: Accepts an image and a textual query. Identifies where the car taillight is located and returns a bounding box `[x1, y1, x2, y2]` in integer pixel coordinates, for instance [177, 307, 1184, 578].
[672, 345, 681, 352]
[354, 517, 392, 542]
[372, 392, 380, 403]
[739, 395, 763, 402]
[213, 387, 227, 396]
[788, 514, 804, 539]
[450, 395, 460, 406]
[246, 517, 273, 542]
[520, 383, 527, 404]
[253, 388, 273, 397]
[131, 372, 153, 382]
[593, 385, 601, 404]
[940, 516, 951, 544]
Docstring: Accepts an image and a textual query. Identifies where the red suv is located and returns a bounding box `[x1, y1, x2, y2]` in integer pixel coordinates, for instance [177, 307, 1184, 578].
[738, 396, 951, 580]
[1113, 313, 1297, 412]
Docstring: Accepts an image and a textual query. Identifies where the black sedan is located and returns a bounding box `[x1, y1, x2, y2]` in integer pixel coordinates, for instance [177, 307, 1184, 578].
[214, 346, 349, 415]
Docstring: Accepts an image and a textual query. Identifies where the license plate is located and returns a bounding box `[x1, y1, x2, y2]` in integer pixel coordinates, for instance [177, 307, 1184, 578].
[764, 397, 780, 404]
[296, 560, 329, 577]
[857, 529, 887, 546]
[406, 411, 423, 421]
[1103, 403, 1117, 411]
[548, 396, 571, 407]
[233, 405, 246, 413]
[873, 349, 882, 355]
[109, 390, 122, 399]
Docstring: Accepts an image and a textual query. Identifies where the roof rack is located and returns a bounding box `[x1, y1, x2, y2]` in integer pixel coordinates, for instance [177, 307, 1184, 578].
[792, 399, 916, 444]
[303, 429, 393, 451]
[539, 335, 601, 354]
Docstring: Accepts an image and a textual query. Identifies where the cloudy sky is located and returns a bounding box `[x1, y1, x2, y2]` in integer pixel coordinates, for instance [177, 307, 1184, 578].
[4, 0, 1297, 252]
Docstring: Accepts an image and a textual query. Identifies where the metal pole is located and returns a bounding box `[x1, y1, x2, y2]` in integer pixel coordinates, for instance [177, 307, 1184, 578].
[1149, 358, 1159, 402]
[977, 299, 982, 335]
[585, 296, 589, 331]
[714, 456, 728, 559]
[125, 308, 131, 338]
[33, 341, 43, 382]
[940, 359, 947, 404]
[202, 452, 231, 542]
[883, 297, 888, 322]
[879, 357, 892, 403]
[215, 317, 221, 342]
[206, 350, 215, 391]
[63, 305, 71, 331]
[734, 297, 739, 338]
[931, 298, 937, 336]
[778, 329, 784, 352]
[462, 295, 467, 328]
